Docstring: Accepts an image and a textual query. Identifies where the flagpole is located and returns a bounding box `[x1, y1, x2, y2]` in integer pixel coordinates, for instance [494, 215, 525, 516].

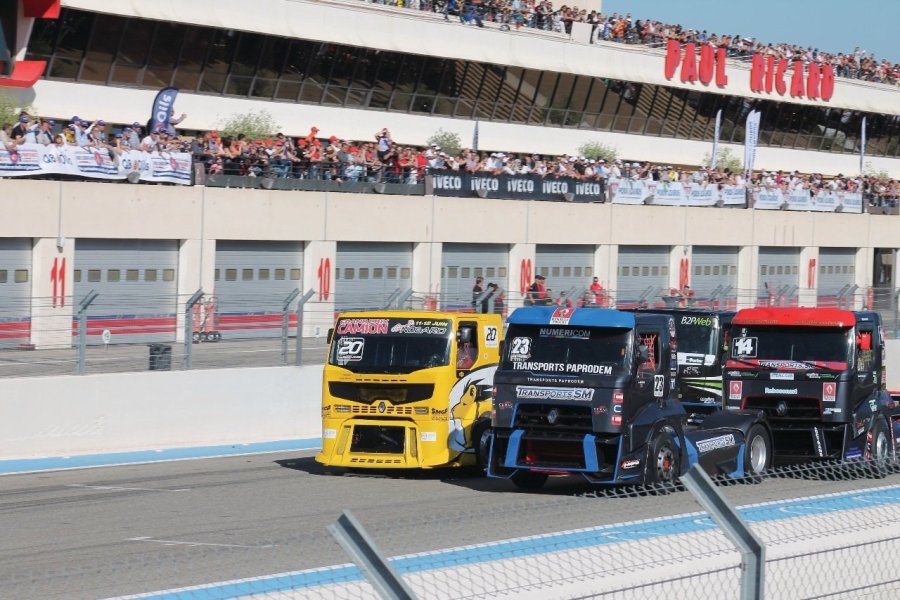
[710, 109, 722, 169]
[859, 116, 867, 176]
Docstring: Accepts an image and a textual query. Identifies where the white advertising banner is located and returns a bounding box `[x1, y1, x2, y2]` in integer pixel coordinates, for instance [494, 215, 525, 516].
[608, 179, 747, 207]
[0, 144, 192, 185]
[750, 186, 863, 213]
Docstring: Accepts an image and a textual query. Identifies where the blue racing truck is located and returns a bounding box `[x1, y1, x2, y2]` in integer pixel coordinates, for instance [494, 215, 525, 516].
[486, 306, 772, 490]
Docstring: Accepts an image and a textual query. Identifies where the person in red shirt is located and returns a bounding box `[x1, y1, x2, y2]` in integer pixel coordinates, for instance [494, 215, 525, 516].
[456, 327, 476, 369]
[555, 291, 574, 308]
[590, 277, 608, 307]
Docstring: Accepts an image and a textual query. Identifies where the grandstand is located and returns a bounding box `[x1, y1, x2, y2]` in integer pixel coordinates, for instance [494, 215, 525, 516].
[0, 0, 899, 352]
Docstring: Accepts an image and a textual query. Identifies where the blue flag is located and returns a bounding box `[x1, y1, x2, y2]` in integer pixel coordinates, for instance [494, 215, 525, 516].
[148, 87, 179, 134]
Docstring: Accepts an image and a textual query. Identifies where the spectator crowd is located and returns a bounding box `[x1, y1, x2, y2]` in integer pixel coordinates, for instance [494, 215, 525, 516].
[367, 0, 898, 86]
[1, 111, 897, 207]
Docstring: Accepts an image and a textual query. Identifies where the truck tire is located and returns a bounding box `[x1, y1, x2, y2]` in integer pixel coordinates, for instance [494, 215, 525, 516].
[866, 417, 892, 479]
[471, 418, 492, 471]
[647, 431, 680, 488]
[511, 470, 548, 490]
[743, 424, 772, 482]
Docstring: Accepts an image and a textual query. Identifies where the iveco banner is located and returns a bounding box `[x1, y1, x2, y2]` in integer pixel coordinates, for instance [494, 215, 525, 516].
[429, 171, 606, 203]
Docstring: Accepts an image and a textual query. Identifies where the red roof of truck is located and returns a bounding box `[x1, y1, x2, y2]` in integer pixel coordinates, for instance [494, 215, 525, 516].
[732, 307, 856, 327]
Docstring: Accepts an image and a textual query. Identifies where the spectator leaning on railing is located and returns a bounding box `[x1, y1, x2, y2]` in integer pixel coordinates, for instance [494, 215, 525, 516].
[359, 0, 899, 86]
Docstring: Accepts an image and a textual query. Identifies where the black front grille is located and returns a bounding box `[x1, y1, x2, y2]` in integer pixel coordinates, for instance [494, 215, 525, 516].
[744, 397, 821, 420]
[329, 382, 434, 404]
[514, 404, 593, 432]
[349, 425, 405, 454]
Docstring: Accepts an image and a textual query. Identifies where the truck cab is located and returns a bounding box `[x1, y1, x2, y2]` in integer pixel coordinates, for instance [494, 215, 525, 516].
[724, 307, 900, 464]
[316, 311, 502, 470]
[629, 308, 734, 421]
[487, 306, 771, 489]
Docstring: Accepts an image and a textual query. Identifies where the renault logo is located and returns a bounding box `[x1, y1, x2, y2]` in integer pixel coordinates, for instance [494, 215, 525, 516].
[547, 408, 559, 424]
[378, 401, 386, 413]
[776, 401, 788, 417]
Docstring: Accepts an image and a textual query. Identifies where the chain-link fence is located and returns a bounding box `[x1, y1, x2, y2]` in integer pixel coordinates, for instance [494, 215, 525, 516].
[1, 460, 898, 599]
[2, 284, 900, 379]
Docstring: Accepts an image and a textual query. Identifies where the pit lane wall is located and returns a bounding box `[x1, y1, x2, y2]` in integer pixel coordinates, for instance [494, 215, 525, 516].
[1, 341, 899, 462]
[0, 366, 324, 461]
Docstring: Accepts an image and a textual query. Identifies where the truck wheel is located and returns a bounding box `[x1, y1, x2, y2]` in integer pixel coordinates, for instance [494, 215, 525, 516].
[867, 418, 892, 479]
[191, 332, 201, 344]
[647, 431, 680, 488]
[471, 419, 492, 471]
[511, 470, 548, 491]
[743, 424, 771, 482]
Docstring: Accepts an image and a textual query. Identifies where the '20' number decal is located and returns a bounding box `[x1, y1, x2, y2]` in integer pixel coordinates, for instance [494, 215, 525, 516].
[484, 325, 499, 347]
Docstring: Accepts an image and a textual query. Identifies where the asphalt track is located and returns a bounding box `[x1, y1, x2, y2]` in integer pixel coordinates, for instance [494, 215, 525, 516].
[2, 449, 900, 599]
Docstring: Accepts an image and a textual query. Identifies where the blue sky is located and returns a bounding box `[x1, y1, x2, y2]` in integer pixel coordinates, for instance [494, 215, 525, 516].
[601, 0, 897, 63]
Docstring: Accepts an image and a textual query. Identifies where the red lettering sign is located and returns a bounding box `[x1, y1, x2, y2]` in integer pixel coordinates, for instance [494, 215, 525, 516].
[748, 56, 833, 101]
[820, 64, 835, 101]
[664, 41, 728, 88]
[519, 258, 532, 295]
[50, 256, 66, 307]
[790, 60, 805, 97]
[317, 257, 331, 301]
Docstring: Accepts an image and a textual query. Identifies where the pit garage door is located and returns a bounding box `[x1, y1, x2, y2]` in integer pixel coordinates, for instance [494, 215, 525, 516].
[691, 246, 739, 300]
[616, 246, 670, 305]
[214, 241, 304, 339]
[818, 248, 856, 302]
[440, 243, 509, 310]
[0, 239, 32, 348]
[335, 242, 413, 311]
[535, 245, 595, 302]
[73, 239, 179, 344]
[758, 247, 800, 304]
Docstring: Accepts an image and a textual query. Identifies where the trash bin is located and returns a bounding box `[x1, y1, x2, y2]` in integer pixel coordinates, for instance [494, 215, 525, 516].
[148, 343, 172, 371]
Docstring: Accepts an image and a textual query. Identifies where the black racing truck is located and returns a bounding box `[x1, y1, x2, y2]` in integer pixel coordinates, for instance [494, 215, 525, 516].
[630, 308, 735, 422]
[486, 306, 772, 490]
[724, 307, 900, 464]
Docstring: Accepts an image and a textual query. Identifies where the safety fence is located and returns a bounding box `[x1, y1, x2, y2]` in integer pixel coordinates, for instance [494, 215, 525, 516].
[1, 285, 898, 378]
[1, 460, 898, 599]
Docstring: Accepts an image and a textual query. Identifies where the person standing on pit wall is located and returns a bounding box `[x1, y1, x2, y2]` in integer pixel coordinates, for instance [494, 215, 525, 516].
[555, 290, 574, 308]
[526, 274, 548, 305]
[472, 276, 484, 310]
[590, 276, 608, 307]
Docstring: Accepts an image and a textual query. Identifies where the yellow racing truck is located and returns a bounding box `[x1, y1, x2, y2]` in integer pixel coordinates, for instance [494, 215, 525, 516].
[316, 311, 503, 470]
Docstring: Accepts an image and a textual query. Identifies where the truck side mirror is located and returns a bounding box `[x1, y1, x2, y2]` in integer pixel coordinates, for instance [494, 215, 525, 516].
[327, 328, 334, 344]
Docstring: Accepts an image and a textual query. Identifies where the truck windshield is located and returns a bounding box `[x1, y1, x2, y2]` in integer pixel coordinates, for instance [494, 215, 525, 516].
[675, 318, 716, 355]
[730, 325, 852, 367]
[329, 317, 452, 373]
[502, 325, 632, 376]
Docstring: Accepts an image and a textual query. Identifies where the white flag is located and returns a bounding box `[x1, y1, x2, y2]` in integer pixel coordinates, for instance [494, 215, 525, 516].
[744, 110, 761, 178]
[710, 109, 722, 170]
[860, 116, 867, 175]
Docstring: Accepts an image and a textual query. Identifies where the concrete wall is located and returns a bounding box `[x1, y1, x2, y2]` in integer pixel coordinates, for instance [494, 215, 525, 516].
[2, 338, 900, 462]
[0, 366, 324, 460]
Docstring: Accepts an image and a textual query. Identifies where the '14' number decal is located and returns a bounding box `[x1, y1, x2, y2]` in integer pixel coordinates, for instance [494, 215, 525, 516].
[731, 336, 758, 358]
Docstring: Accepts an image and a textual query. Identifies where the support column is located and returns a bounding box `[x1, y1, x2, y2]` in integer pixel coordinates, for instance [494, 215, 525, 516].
[856, 247, 873, 310]
[799, 246, 819, 307]
[30, 237, 75, 349]
[508, 243, 536, 308]
[412, 241, 441, 309]
[304, 240, 336, 338]
[175, 238, 212, 343]
[737, 246, 758, 309]
[593, 245, 613, 307]
[606, 244, 620, 308]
